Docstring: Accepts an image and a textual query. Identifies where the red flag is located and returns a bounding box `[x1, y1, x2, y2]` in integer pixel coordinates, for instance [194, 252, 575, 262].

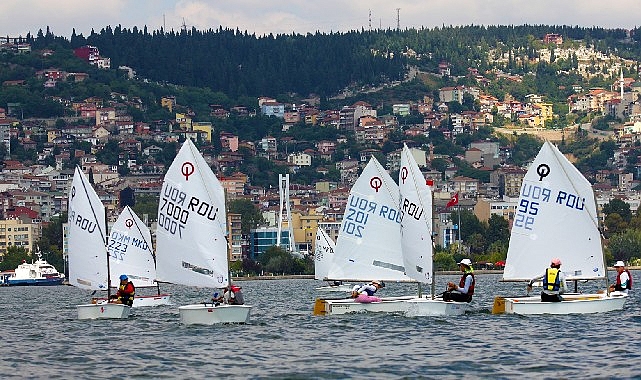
[426, 179, 434, 187]
[446, 192, 459, 208]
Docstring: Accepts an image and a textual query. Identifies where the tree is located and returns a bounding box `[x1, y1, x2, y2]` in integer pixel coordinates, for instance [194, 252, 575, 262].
[602, 199, 632, 223]
[0, 246, 30, 271]
[607, 229, 641, 263]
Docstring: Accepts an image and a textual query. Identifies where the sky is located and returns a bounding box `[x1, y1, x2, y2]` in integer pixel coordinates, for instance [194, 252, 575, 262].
[2, 0, 640, 39]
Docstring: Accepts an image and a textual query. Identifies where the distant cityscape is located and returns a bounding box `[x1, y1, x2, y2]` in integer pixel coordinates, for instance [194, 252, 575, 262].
[1, 32, 641, 268]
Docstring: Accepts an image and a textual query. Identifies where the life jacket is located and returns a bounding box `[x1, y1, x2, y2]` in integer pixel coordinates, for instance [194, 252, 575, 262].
[118, 282, 135, 306]
[615, 270, 633, 291]
[543, 268, 561, 292]
[459, 272, 475, 296]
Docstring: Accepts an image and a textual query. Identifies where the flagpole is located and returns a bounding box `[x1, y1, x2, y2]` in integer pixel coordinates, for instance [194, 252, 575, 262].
[457, 204, 461, 256]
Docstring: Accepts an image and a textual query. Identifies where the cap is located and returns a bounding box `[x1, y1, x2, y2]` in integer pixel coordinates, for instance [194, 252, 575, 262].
[230, 285, 241, 292]
[119, 274, 128, 281]
[458, 258, 472, 267]
[371, 280, 385, 288]
[551, 258, 562, 266]
[613, 260, 625, 267]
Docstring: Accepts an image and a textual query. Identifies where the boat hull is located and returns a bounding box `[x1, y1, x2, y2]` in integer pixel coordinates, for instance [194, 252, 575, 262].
[178, 304, 252, 325]
[93, 294, 172, 307]
[7, 277, 64, 286]
[77, 303, 131, 320]
[313, 296, 415, 315]
[405, 297, 469, 316]
[500, 293, 627, 315]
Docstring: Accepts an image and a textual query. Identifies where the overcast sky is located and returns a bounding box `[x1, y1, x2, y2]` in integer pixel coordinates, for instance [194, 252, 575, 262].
[2, 0, 640, 38]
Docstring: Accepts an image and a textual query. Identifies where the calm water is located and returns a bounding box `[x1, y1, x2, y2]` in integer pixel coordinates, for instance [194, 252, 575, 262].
[0, 272, 639, 379]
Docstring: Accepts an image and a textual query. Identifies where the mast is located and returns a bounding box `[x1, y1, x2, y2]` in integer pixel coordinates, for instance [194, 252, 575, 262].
[105, 206, 112, 300]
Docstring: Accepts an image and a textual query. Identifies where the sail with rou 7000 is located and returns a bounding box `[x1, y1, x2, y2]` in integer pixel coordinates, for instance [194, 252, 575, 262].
[155, 139, 228, 288]
[156, 139, 251, 324]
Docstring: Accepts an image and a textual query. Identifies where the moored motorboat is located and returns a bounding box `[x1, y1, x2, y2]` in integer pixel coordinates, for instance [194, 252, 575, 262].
[7, 252, 65, 286]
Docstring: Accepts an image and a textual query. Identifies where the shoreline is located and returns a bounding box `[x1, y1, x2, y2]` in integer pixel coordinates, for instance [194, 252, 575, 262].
[232, 267, 641, 281]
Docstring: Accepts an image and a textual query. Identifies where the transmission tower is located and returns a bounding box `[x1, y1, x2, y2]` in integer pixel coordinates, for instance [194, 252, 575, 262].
[396, 8, 400, 30]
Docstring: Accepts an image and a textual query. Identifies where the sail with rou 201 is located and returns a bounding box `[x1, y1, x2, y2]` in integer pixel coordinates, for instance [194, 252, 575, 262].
[67, 166, 109, 291]
[503, 141, 605, 282]
[155, 139, 229, 288]
[327, 156, 410, 282]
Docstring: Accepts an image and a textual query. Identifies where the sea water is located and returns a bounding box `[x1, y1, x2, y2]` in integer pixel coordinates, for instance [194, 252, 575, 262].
[0, 272, 639, 379]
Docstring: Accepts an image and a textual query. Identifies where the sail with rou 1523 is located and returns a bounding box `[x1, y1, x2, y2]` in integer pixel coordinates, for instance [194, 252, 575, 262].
[67, 166, 109, 291]
[327, 157, 410, 282]
[399, 144, 433, 284]
[108, 206, 157, 288]
[314, 227, 336, 281]
[503, 141, 605, 281]
[155, 139, 229, 288]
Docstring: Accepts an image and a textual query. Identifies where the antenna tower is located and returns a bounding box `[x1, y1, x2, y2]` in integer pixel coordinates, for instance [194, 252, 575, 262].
[396, 8, 400, 30]
[369, 10, 372, 31]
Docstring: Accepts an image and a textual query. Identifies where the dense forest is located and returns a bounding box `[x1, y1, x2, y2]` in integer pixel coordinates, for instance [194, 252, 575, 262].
[11, 24, 641, 100]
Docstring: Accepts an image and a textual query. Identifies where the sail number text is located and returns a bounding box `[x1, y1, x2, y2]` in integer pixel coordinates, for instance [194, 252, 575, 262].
[342, 195, 401, 238]
[515, 183, 586, 230]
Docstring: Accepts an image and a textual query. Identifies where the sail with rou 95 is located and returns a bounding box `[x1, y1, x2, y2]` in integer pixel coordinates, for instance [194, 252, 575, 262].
[503, 141, 605, 281]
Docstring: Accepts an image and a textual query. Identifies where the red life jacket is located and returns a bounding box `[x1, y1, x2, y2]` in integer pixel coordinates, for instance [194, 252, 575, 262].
[459, 272, 475, 295]
[615, 270, 632, 290]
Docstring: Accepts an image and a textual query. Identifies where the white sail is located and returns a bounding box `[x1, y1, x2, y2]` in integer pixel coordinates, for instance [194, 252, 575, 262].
[314, 227, 336, 281]
[399, 144, 433, 284]
[67, 166, 109, 291]
[504, 141, 605, 281]
[108, 206, 157, 288]
[327, 157, 410, 282]
[156, 139, 229, 288]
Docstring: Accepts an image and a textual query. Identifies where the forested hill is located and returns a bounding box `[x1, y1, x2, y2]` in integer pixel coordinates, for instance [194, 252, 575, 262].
[19, 24, 641, 98]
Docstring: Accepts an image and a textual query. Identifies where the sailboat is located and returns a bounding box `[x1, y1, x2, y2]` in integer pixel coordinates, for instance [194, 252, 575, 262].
[104, 206, 171, 307]
[155, 138, 251, 325]
[68, 166, 131, 320]
[313, 226, 351, 292]
[493, 141, 627, 315]
[313, 156, 415, 315]
[399, 144, 468, 316]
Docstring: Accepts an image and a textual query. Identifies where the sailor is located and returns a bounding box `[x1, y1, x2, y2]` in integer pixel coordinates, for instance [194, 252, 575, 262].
[110, 274, 136, 306]
[350, 280, 385, 298]
[609, 261, 632, 295]
[527, 258, 567, 302]
[443, 258, 475, 302]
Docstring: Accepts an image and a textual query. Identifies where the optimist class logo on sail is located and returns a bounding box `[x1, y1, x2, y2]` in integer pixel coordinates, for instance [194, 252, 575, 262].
[342, 176, 402, 238]
[157, 161, 221, 238]
[514, 163, 586, 230]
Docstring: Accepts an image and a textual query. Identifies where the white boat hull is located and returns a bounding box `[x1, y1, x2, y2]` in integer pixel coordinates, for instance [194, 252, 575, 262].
[313, 296, 415, 315]
[93, 294, 172, 307]
[405, 297, 469, 316]
[178, 304, 252, 325]
[503, 293, 627, 315]
[77, 303, 131, 320]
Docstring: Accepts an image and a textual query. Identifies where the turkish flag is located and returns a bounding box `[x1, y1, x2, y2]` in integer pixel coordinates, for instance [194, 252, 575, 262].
[446, 192, 459, 208]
